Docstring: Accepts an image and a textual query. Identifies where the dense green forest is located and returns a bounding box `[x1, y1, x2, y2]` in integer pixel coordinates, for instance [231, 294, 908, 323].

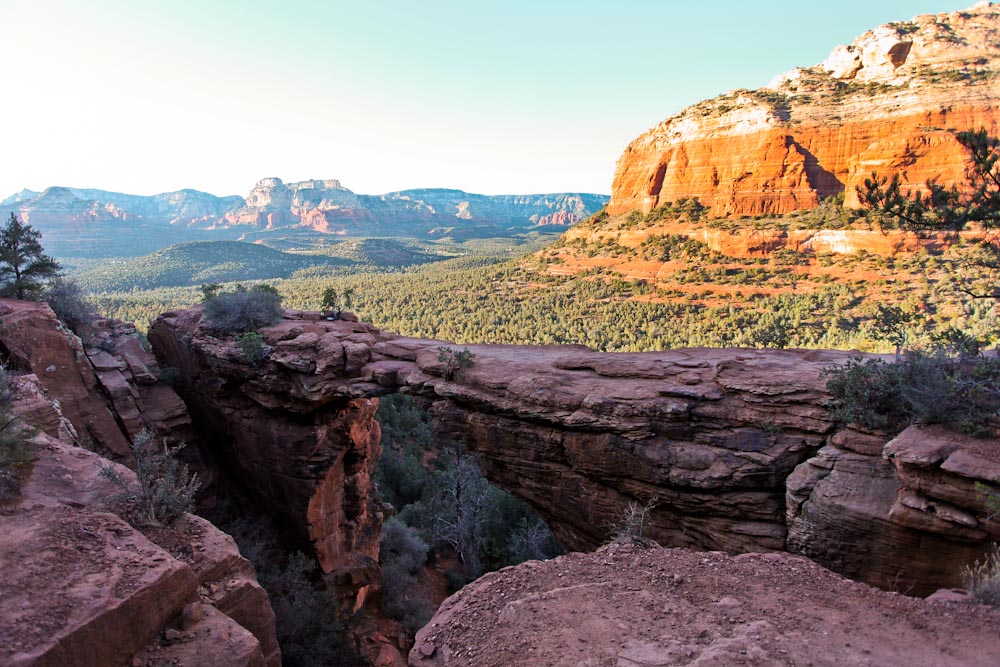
[58, 199, 997, 354]
[74, 241, 354, 291]
[80, 246, 996, 353]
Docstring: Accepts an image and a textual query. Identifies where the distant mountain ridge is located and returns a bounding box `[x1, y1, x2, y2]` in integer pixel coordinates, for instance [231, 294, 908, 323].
[1, 179, 608, 256]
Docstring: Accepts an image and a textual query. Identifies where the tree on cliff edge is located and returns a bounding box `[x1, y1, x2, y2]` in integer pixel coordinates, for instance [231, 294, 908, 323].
[0, 213, 60, 300]
[857, 129, 1000, 300]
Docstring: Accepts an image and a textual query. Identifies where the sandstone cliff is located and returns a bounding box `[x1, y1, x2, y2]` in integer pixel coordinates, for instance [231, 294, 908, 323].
[0, 374, 280, 667]
[558, 219, 957, 258]
[147, 308, 387, 608]
[149, 308, 1000, 596]
[216, 181, 608, 237]
[0, 299, 192, 459]
[608, 3, 1000, 217]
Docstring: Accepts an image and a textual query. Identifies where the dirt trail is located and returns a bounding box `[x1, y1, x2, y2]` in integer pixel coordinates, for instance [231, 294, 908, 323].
[410, 543, 1000, 667]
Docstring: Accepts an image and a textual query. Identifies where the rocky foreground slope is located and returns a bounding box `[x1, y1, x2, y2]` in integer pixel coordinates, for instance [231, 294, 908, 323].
[0, 302, 279, 667]
[150, 307, 1000, 597]
[410, 542, 1000, 667]
[608, 2, 1000, 217]
[2, 300, 999, 665]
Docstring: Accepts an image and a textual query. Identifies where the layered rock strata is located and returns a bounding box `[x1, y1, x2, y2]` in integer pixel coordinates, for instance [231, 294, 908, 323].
[786, 425, 1000, 593]
[147, 308, 386, 607]
[608, 4, 1000, 217]
[3, 181, 608, 256]
[0, 375, 280, 667]
[149, 308, 1000, 595]
[0, 299, 192, 458]
[559, 220, 959, 258]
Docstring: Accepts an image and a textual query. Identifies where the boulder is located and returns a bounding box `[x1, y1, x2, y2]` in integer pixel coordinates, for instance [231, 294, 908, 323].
[0, 379, 280, 667]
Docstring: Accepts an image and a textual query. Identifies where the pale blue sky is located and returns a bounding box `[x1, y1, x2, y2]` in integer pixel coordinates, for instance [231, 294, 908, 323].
[1, 1, 976, 198]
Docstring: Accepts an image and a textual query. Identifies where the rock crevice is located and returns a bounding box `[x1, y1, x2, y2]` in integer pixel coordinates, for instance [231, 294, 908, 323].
[0, 374, 280, 667]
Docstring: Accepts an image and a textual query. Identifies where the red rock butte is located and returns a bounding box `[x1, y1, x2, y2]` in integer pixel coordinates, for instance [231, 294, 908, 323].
[608, 3, 1000, 217]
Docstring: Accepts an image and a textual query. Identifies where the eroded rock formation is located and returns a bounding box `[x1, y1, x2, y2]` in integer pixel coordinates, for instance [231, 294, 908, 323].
[0, 299, 191, 459]
[0, 375, 280, 667]
[408, 543, 1000, 667]
[608, 4, 1000, 217]
[147, 308, 386, 607]
[149, 308, 1000, 596]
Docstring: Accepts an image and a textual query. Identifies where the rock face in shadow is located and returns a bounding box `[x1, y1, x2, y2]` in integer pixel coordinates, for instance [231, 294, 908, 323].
[786, 425, 1000, 594]
[408, 543, 1000, 667]
[149, 307, 1000, 595]
[147, 308, 386, 607]
[0, 375, 280, 667]
[0, 299, 193, 459]
[0, 299, 131, 456]
[607, 4, 1000, 217]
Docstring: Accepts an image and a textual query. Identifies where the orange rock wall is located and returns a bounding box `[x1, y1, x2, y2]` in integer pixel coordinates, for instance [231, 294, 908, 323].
[609, 107, 1000, 217]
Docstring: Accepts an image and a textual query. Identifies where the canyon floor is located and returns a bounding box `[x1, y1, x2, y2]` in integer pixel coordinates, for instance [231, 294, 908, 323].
[410, 542, 1000, 667]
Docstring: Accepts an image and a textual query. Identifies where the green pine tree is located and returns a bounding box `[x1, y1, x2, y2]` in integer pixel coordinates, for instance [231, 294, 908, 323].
[0, 213, 61, 300]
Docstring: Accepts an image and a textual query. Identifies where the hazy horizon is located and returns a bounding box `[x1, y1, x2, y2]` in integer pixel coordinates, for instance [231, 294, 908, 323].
[1, 179, 613, 201]
[3, 0, 975, 199]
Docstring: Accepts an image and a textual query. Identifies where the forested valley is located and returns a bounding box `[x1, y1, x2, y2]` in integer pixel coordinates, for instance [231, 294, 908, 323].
[71, 208, 997, 355]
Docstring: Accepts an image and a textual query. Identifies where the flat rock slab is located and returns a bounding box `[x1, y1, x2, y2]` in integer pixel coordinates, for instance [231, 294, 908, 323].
[0, 507, 198, 667]
[410, 544, 1000, 667]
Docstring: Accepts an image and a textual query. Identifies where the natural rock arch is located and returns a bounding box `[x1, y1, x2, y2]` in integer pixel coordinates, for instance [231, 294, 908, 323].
[148, 307, 1000, 604]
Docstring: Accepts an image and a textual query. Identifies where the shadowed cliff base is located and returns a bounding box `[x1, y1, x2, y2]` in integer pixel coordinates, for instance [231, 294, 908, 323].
[0, 362, 280, 667]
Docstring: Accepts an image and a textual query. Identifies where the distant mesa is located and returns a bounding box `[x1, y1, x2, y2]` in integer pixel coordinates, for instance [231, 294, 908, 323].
[1, 178, 609, 257]
[608, 2, 1000, 217]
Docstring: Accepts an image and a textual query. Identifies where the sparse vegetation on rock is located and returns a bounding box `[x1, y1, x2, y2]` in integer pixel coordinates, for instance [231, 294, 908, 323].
[320, 285, 355, 317]
[868, 303, 917, 358]
[0, 368, 33, 501]
[237, 331, 268, 364]
[98, 429, 199, 526]
[202, 283, 283, 334]
[437, 346, 475, 380]
[43, 276, 98, 335]
[610, 499, 658, 544]
[822, 350, 1000, 436]
[963, 543, 1000, 606]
